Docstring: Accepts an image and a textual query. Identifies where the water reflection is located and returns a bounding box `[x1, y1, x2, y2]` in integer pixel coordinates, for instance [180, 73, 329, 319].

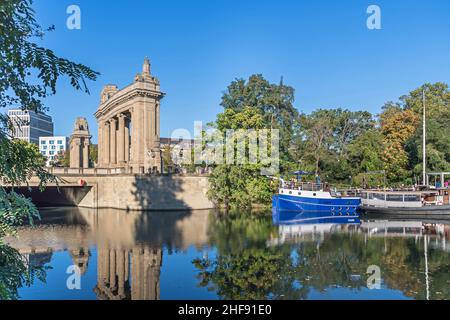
[2, 208, 450, 300]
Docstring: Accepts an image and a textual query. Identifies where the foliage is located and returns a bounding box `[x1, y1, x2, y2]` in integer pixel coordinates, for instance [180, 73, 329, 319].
[0, 0, 98, 113]
[379, 105, 419, 183]
[194, 213, 450, 300]
[220, 74, 298, 170]
[404, 83, 450, 177]
[292, 108, 376, 184]
[89, 144, 98, 167]
[207, 106, 276, 210]
[0, 0, 97, 299]
[0, 242, 47, 300]
[193, 212, 305, 299]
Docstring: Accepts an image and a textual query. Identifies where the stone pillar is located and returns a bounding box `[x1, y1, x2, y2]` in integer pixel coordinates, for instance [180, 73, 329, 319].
[83, 139, 89, 168]
[104, 122, 110, 166]
[156, 103, 160, 147]
[69, 117, 91, 169]
[144, 104, 152, 173]
[130, 108, 144, 173]
[117, 250, 125, 297]
[117, 114, 126, 166]
[110, 118, 117, 165]
[98, 121, 103, 166]
[109, 250, 116, 290]
[70, 139, 81, 168]
[125, 119, 130, 163]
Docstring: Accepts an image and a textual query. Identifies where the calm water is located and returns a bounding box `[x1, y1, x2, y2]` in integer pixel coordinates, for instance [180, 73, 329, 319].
[3, 207, 450, 300]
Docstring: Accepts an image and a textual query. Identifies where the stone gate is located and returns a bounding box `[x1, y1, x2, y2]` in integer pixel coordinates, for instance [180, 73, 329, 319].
[95, 58, 164, 173]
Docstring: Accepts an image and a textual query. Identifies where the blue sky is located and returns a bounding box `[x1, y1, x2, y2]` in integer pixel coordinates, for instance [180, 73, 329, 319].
[31, 0, 450, 143]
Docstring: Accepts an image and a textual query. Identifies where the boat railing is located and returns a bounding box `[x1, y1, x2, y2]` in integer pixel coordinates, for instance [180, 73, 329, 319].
[281, 181, 325, 191]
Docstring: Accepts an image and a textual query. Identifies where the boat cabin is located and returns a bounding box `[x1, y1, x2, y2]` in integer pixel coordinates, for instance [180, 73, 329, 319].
[361, 189, 450, 208]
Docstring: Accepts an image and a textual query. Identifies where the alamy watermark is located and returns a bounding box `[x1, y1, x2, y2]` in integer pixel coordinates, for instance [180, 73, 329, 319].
[367, 5, 381, 30]
[66, 5, 81, 30]
[66, 265, 82, 290]
[169, 122, 280, 175]
[366, 265, 381, 289]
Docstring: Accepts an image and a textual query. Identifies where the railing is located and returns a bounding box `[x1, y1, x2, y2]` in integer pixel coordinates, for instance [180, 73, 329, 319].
[281, 182, 326, 192]
[45, 167, 211, 177]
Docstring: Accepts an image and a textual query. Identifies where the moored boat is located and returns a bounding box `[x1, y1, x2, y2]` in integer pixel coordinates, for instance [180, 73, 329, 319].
[272, 173, 361, 215]
[361, 188, 450, 215]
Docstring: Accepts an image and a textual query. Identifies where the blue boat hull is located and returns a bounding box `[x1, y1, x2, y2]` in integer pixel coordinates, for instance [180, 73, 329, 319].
[272, 194, 361, 215]
[272, 208, 361, 225]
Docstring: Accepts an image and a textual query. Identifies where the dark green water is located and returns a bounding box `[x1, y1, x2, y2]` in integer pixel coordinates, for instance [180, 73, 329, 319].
[1, 207, 450, 300]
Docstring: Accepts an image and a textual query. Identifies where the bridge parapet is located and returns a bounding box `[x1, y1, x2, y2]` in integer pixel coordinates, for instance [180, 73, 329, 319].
[47, 167, 132, 176]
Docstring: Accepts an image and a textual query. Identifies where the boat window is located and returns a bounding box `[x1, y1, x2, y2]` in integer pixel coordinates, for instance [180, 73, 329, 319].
[313, 193, 317, 196]
[373, 193, 386, 201]
[404, 195, 421, 202]
[368, 193, 374, 200]
[386, 194, 404, 202]
[361, 192, 368, 199]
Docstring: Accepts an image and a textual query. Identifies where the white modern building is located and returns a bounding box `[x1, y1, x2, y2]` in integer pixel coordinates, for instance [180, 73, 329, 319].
[8, 109, 54, 145]
[39, 136, 69, 166]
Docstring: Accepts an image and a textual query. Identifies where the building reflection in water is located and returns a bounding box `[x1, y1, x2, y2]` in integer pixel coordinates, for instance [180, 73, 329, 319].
[6, 206, 450, 300]
[5, 206, 211, 300]
[94, 246, 162, 300]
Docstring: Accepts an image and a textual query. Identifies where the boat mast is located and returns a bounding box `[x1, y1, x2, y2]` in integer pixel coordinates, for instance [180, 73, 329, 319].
[422, 89, 427, 186]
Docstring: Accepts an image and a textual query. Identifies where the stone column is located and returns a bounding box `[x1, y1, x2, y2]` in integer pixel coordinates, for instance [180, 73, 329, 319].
[70, 139, 81, 168]
[110, 118, 117, 165]
[144, 104, 152, 173]
[125, 119, 130, 163]
[109, 249, 116, 290]
[117, 114, 126, 166]
[156, 103, 160, 147]
[98, 121, 103, 166]
[130, 108, 136, 166]
[117, 250, 125, 297]
[104, 121, 110, 166]
[83, 139, 89, 168]
[130, 107, 144, 172]
[147, 105, 156, 149]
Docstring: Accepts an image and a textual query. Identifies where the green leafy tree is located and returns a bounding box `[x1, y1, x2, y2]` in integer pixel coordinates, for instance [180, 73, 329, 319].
[347, 129, 385, 186]
[207, 107, 276, 210]
[404, 83, 450, 176]
[0, 0, 98, 299]
[89, 144, 98, 167]
[220, 74, 298, 170]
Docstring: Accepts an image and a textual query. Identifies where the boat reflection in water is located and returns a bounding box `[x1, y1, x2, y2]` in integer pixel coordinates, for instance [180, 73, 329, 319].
[271, 208, 361, 245]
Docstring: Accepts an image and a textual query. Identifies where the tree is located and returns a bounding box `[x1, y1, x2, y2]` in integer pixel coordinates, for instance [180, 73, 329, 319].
[380, 105, 419, 184]
[89, 144, 98, 167]
[220, 74, 299, 170]
[0, 0, 98, 298]
[347, 129, 384, 186]
[297, 109, 336, 175]
[404, 83, 450, 176]
[207, 107, 276, 210]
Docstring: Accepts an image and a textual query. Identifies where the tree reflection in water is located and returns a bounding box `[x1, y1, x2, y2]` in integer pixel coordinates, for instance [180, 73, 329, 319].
[194, 212, 450, 300]
[0, 242, 48, 300]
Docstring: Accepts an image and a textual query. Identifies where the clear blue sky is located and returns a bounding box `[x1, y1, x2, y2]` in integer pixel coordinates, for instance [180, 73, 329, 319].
[32, 0, 450, 143]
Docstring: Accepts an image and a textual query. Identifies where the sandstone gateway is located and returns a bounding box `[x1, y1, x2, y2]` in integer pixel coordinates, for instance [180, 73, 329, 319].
[95, 57, 164, 174]
[27, 58, 214, 211]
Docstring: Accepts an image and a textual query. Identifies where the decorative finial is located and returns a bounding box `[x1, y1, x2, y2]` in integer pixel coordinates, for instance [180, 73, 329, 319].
[143, 56, 151, 75]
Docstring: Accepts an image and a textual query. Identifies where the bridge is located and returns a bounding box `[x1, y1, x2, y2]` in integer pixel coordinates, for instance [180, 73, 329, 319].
[19, 167, 213, 211]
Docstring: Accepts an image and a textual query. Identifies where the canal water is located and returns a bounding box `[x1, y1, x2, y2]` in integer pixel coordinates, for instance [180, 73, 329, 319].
[2, 207, 450, 300]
